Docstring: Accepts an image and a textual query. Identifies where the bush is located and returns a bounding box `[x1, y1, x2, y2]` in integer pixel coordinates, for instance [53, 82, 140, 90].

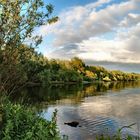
[103, 76, 111, 82]
[59, 69, 83, 82]
[0, 100, 60, 140]
[38, 69, 51, 84]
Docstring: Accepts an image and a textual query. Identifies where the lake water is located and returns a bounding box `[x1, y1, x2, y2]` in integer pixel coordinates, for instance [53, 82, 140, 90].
[18, 81, 140, 140]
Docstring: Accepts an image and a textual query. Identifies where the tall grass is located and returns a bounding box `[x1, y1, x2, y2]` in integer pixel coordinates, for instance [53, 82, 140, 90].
[96, 124, 140, 140]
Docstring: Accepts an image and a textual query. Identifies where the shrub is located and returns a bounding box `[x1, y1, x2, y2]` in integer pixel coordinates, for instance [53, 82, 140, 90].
[38, 69, 51, 85]
[58, 69, 83, 82]
[103, 76, 111, 82]
[0, 100, 60, 140]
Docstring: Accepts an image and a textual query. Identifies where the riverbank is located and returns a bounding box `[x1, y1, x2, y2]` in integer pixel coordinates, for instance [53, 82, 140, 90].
[1, 82, 140, 140]
[27, 79, 140, 87]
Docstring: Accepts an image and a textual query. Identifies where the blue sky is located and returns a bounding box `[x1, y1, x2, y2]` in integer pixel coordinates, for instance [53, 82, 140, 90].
[36, 0, 140, 73]
[45, 0, 126, 13]
[46, 0, 98, 12]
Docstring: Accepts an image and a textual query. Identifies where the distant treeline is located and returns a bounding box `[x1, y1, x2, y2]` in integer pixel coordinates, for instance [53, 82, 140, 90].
[1, 45, 140, 93]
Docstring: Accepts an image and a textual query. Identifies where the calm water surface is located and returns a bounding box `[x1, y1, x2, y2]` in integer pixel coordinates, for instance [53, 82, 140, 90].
[19, 81, 140, 140]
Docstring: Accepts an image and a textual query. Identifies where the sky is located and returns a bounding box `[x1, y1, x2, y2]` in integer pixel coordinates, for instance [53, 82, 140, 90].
[36, 0, 140, 73]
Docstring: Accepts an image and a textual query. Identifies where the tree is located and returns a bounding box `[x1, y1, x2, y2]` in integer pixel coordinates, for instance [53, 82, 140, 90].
[0, 0, 58, 94]
[50, 59, 61, 73]
[70, 57, 85, 73]
[85, 70, 97, 80]
[0, 0, 58, 49]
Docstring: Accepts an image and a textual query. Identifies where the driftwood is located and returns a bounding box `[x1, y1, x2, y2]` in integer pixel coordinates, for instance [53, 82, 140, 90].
[64, 121, 79, 127]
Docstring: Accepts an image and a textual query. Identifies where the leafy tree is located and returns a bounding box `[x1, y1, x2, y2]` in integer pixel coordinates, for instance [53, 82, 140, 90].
[59, 69, 83, 82]
[50, 59, 61, 73]
[70, 57, 85, 73]
[0, 0, 58, 94]
[38, 69, 51, 85]
[0, 0, 58, 49]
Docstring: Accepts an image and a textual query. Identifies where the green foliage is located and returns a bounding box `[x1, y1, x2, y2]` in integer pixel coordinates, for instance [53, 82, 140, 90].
[1, 41, 139, 93]
[38, 69, 51, 85]
[0, 0, 139, 92]
[0, 0, 58, 49]
[84, 70, 98, 81]
[50, 59, 61, 73]
[70, 57, 85, 73]
[59, 69, 83, 82]
[96, 124, 140, 140]
[0, 0, 58, 94]
[5, 46, 139, 87]
[0, 59, 27, 94]
[86, 65, 140, 82]
[0, 100, 60, 140]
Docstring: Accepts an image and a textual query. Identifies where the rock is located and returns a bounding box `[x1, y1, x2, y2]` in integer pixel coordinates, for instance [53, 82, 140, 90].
[64, 121, 79, 127]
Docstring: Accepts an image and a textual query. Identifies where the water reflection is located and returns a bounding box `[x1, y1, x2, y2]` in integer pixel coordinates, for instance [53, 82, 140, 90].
[14, 81, 140, 105]
[13, 81, 140, 140]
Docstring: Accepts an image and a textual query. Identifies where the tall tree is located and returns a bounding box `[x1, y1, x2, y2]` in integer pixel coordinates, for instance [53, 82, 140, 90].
[0, 0, 58, 94]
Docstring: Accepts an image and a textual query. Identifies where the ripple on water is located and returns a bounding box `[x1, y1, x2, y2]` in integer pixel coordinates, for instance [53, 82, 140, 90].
[43, 86, 140, 140]
[78, 115, 119, 135]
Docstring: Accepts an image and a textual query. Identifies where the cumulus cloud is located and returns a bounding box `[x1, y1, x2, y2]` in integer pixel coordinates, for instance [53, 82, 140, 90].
[49, 0, 139, 46]
[86, 0, 112, 9]
[37, 0, 140, 72]
[120, 13, 140, 27]
[47, 44, 80, 58]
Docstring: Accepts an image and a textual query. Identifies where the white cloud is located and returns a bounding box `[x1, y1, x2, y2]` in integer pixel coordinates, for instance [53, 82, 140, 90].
[49, 0, 139, 47]
[120, 13, 140, 27]
[37, 0, 140, 67]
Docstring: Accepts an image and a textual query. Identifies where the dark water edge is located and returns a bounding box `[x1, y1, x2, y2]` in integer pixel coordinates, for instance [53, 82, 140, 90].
[12, 81, 140, 104]
[11, 81, 140, 140]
